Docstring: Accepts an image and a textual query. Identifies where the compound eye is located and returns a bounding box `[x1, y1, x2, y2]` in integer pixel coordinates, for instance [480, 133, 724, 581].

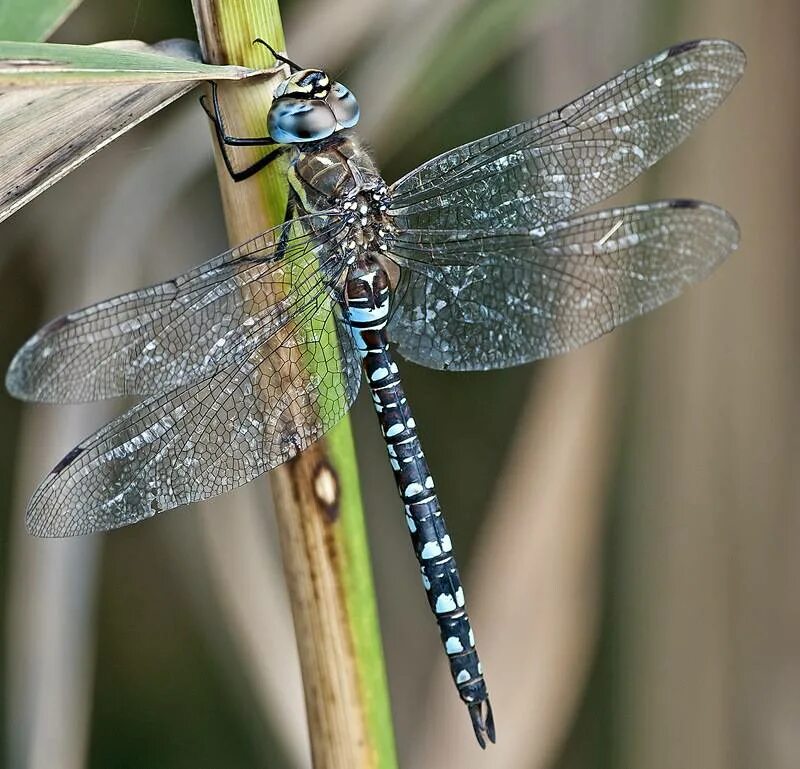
[328, 82, 360, 128]
[267, 98, 337, 144]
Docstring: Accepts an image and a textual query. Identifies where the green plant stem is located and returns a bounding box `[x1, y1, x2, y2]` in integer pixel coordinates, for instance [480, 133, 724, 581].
[190, 2, 397, 767]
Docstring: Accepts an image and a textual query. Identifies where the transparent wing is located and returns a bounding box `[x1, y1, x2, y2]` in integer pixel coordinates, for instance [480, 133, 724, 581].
[7, 213, 348, 402]
[387, 200, 738, 370]
[26, 293, 361, 536]
[389, 39, 745, 231]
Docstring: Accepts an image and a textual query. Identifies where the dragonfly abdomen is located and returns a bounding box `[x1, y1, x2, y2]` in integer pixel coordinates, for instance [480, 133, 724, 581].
[343, 262, 495, 747]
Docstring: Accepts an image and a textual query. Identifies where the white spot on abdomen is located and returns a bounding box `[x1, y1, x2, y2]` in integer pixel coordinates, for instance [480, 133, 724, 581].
[445, 636, 464, 654]
[420, 541, 442, 559]
[404, 482, 423, 497]
[435, 593, 456, 613]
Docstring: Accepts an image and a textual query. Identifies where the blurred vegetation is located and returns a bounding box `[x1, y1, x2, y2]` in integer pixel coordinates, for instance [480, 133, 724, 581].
[2, 0, 798, 768]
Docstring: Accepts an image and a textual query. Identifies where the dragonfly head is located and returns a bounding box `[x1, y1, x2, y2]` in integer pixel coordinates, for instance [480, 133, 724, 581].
[255, 39, 360, 144]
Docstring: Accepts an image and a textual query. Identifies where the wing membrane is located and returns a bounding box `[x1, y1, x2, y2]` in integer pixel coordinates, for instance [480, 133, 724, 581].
[388, 200, 738, 370]
[25, 289, 361, 537]
[389, 39, 745, 231]
[7, 213, 347, 402]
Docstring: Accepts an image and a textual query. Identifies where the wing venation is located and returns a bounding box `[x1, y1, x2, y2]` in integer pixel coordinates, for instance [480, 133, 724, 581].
[389, 39, 745, 231]
[26, 291, 361, 536]
[388, 200, 738, 370]
[7, 213, 346, 402]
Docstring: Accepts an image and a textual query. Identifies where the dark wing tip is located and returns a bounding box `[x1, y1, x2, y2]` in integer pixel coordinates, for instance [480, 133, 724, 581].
[668, 198, 700, 209]
[668, 198, 741, 251]
[667, 38, 747, 77]
[668, 37, 744, 58]
[51, 445, 85, 476]
[668, 198, 741, 257]
[667, 39, 704, 57]
[24, 443, 89, 538]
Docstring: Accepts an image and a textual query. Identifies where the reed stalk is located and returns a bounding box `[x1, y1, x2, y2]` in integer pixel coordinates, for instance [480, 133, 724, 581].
[191, 2, 398, 766]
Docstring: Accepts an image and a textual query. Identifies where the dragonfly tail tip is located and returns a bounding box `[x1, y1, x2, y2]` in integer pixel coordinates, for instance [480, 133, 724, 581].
[468, 699, 495, 748]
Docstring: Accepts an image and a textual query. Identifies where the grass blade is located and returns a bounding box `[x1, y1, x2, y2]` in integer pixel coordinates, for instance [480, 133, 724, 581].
[0, 39, 268, 225]
[0, 39, 263, 85]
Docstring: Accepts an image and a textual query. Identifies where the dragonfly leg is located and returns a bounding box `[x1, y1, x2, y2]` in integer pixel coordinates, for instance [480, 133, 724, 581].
[201, 81, 277, 147]
[217, 145, 288, 183]
[273, 194, 299, 260]
[252, 38, 302, 72]
[200, 82, 285, 182]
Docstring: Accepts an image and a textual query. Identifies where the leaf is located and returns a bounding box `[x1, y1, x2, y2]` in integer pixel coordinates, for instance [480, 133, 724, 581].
[0, 38, 265, 85]
[0, 39, 273, 224]
[0, 0, 82, 42]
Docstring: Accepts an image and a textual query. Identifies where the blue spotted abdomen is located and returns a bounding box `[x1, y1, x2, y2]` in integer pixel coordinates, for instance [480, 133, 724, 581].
[343, 262, 494, 746]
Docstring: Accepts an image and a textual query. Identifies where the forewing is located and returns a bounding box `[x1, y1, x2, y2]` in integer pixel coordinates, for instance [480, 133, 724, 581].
[388, 200, 738, 370]
[7, 213, 348, 402]
[25, 293, 361, 536]
[0, 39, 266, 224]
[389, 39, 745, 231]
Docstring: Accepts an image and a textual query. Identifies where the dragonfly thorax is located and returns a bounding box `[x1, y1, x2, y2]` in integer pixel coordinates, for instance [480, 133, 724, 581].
[339, 189, 393, 254]
[291, 137, 395, 266]
[292, 135, 386, 203]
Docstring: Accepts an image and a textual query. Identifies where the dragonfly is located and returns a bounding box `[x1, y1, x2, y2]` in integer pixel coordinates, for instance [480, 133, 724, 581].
[6, 37, 745, 748]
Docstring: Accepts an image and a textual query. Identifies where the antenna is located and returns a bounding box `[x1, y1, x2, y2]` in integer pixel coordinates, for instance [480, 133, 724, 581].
[252, 38, 303, 72]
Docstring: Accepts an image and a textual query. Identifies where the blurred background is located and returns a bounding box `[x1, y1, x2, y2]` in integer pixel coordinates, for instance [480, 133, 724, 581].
[1, 0, 797, 767]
